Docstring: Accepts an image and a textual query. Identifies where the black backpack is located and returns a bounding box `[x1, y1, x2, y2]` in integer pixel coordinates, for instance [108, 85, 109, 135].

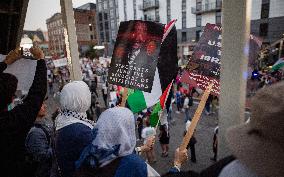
[24, 124, 51, 176]
[188, 96, 193, 107]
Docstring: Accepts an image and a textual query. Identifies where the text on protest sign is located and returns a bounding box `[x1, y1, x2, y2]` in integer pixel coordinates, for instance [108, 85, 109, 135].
[183, 23, 222, 95]
[108, 20, 164, 92]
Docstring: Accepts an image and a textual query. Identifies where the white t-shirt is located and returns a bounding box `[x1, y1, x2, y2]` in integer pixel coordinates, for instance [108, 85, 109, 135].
[183, 97, 189, 109]
[141, 127, 156, 144]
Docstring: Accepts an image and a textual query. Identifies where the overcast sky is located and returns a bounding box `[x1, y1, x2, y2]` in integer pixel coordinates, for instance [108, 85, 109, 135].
[24, 0, 96, 31]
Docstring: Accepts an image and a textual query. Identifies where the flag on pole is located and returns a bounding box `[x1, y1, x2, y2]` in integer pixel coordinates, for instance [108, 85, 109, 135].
[271, 58, 284, 71]
[150, 81, 173, 127]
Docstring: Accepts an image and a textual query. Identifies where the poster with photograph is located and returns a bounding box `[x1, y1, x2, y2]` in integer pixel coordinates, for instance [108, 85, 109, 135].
[108, 20, 164, 92]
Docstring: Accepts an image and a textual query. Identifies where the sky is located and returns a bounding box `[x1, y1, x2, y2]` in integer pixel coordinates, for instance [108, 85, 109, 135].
[24, 0, 96, 31]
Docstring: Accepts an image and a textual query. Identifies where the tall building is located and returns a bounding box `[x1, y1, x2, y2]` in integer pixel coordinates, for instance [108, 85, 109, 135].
[250, 0, 284, 44]
[46, 13, 65, 56]
[46, 3, 98, 57]
[74, 3, 98, 53]
[96, 0, 284, 59]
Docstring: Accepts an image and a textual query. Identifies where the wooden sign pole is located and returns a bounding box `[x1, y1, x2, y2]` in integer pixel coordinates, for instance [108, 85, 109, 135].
[120, 87, 128, 107]
[179, 83, 214, 151]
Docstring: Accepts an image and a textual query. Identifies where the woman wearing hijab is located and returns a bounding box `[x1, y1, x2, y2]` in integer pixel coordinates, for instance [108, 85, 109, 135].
[54, 81, 95, 177]
[75, 107, 160, 177]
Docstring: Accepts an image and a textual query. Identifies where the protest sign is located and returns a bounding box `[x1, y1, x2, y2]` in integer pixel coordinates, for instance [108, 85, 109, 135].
[53, 58, 68, 67]
[182, 23, 222, 95]
[0, 55, 37, 92]
[108, 20, 164, 93]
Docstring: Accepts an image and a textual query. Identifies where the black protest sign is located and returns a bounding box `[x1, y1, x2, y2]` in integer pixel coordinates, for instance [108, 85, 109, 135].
[184, 23, 222, 95]
[108, 21, 164, 92]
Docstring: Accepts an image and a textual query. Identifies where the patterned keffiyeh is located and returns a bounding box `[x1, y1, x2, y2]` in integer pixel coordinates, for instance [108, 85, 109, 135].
[75, 107, 136, 169]
[55, 81, 95, 130]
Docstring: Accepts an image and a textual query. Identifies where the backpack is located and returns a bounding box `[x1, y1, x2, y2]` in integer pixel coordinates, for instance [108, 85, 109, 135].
[188, 96, 193, 107]
[24, 124, 51, 176]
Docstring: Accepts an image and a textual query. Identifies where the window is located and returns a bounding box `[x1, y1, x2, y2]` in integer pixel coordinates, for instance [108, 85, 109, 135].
[106, 31, 110, 42]
[182, 32, 187, 42]
[89, 25, 93, 31]
[133, 0, 137, 20]
[100, 32, 104, 42]
[100, 23, 103, 31]
[123, 0, 127, 20]
[110, 9, 114, 18]
[196, 1, 202, 11]
[216, 0, 222, 8]
[259, 23, 268, 36]
[196, 15, 201, 27]
[261, 3, 269, 19]
[167, 0, 171, 23]
[182, 0, 186, 28]
[90, 35, 94, 40]
[105, 22, 109, 30]
[104, 13, 108, 20]
[155, 9, 159, 22]
[216, 11, 221, 25]
[98, 3, 102, 11]
[196, 30, 201, 41]
[182, 12, 186, 28]
[111, 20, 115, 28]
[109, 0, 113, 8]
[112, 31, 116, 40]
[99, 13, 103, 21]
[104, 1, 108, 9]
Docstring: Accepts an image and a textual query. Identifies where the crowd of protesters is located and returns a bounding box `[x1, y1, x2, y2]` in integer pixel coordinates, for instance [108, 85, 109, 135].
[1, 47, 284, 177]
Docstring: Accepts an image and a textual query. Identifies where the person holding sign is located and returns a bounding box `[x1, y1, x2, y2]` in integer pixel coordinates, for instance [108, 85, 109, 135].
[0, 47, 47, 177]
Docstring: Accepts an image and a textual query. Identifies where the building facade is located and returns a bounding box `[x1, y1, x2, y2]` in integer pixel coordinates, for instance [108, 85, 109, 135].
[74, 3, 98, 53]
[46, 3, 98, 57]
[250, 0, 284, 44]
[46, 13, 65, 56]
[96, 0, 284, 60]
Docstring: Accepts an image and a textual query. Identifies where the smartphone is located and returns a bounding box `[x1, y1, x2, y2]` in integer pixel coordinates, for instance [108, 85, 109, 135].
[20, 47, 35, 60]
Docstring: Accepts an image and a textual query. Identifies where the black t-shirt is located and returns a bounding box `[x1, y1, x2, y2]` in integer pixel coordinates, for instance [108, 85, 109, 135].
[137, 117, 143, 127]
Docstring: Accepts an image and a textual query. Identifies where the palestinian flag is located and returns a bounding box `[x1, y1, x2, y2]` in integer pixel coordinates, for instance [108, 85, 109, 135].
[271, 58, 284, 71]
[127, 20, 178, 113]
[127, 69, 162, 113]
[150, 81, 173, 127]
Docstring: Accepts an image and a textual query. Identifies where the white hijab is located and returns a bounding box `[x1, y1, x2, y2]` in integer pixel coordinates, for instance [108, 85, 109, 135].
[55, 81, 94, 130]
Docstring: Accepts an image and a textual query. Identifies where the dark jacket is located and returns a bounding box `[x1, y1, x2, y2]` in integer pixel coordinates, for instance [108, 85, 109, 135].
[55, 123, 93, 177]
[0, 60, 47, 177]
[25, 120, 53, 177]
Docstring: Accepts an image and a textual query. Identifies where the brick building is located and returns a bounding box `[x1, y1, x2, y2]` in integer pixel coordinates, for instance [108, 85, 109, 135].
[46, 3, 97, 57]
[74, 3, 98, 53]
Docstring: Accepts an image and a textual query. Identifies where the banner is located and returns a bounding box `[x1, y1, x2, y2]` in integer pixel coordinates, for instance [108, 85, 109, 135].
[0, 55, 37, 92]
[53, 58, 68, 67]
[183, 23, 222, 95]
[108, 20, 164, 92]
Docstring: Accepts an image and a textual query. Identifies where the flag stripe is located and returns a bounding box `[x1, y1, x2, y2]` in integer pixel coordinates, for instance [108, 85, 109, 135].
[160, 81, 173, 109]
[150, 103, 162, 127]
[127, 90, 147, 113]
[127, 68, 162, 113]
